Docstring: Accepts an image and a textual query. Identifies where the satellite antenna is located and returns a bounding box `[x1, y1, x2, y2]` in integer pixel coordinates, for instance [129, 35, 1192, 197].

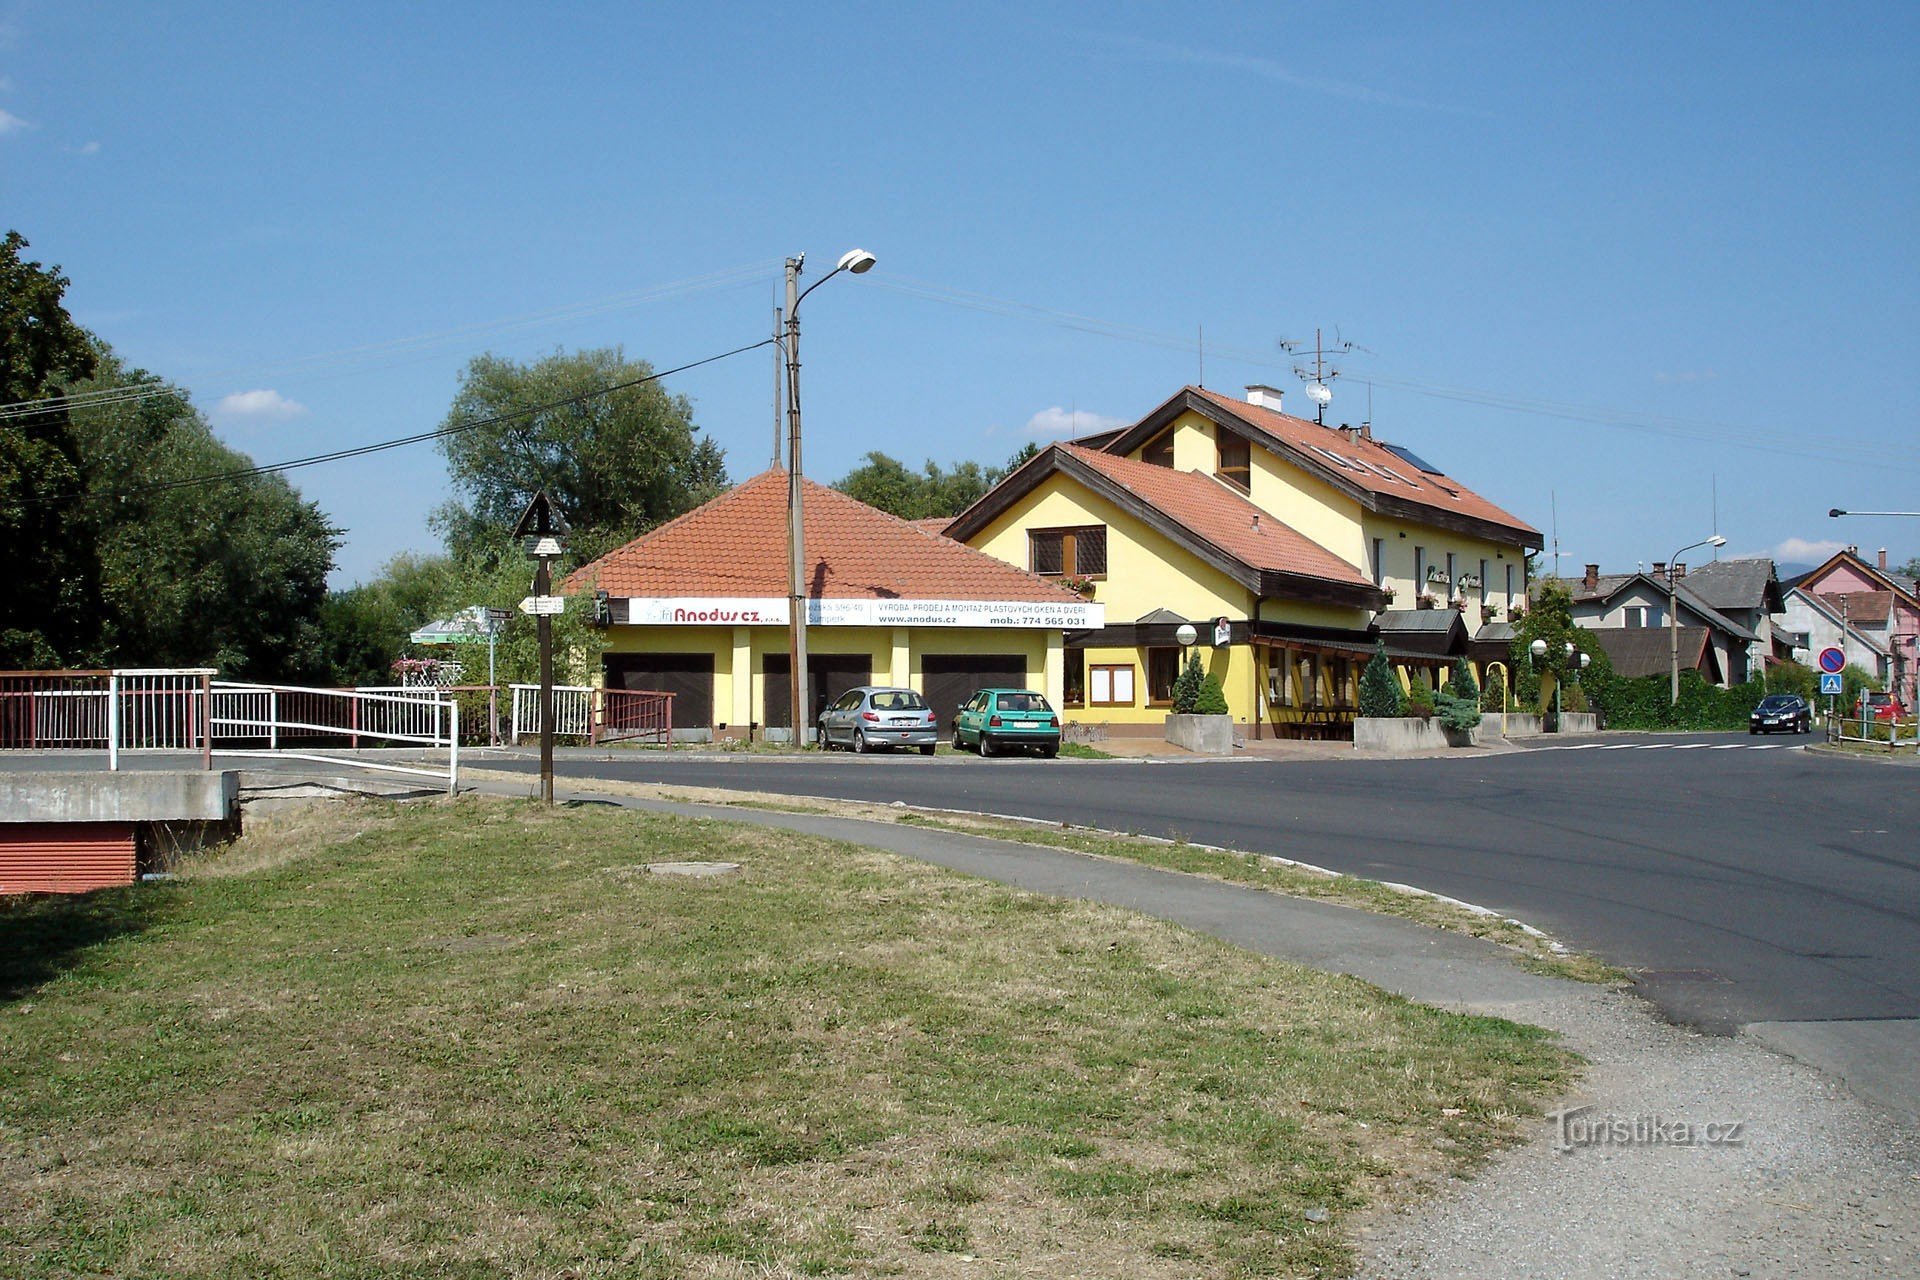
[1278, 327, 1362, 426]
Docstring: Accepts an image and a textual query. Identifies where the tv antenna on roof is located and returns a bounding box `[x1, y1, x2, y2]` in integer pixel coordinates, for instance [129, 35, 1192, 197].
[1278, 327, 1365, 425]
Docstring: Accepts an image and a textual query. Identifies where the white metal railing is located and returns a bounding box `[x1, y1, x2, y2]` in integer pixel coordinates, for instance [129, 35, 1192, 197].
[210, 681, 459, 790]
[510, 684, 594, 742]
[0, 669, 460, 790]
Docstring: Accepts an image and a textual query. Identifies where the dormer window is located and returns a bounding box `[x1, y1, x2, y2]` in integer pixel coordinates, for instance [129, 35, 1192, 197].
[1216, 428, 1250, 490]
[1142, 431, 1174, 469]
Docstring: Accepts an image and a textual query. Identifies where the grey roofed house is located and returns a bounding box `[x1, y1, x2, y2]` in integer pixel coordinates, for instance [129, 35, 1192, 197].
[1681, 558, 1785, 614]
[1551, 566, 1756, 689]
[1372, 608, 1471, 657]
[1552, 569, 1757, 642]
[1591, 626, 1725, 683]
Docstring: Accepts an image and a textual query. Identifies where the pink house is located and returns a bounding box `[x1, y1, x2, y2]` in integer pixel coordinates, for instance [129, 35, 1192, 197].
[1790, 548, 1919, 709]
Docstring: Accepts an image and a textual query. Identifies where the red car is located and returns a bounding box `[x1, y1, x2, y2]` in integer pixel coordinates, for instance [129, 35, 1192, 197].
[1856, 691, 1907, 722]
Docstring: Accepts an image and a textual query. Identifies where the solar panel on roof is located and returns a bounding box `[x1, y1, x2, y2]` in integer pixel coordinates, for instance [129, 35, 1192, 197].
[1383, 443, 1443, 475]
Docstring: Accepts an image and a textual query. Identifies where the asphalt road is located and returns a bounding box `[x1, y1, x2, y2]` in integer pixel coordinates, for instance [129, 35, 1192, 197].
[480, 733, 1920, 1039]
[12, 734, 1918, 1114]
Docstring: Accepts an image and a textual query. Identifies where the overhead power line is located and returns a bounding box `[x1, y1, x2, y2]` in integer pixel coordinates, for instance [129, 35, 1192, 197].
[31, 337, 776, 507]
[0, 259, 782, 423]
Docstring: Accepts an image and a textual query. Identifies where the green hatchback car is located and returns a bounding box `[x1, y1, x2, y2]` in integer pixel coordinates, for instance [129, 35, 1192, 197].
[952, 688, 1061, 758]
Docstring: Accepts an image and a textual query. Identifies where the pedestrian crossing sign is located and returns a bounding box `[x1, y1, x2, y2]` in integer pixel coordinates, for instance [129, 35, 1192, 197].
[1819, 672, 1843, 696]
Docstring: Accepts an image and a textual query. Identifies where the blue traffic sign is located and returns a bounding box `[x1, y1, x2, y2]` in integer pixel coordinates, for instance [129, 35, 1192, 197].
[1820, 672, 1843, 696]
[1818, 646, 1846, 674]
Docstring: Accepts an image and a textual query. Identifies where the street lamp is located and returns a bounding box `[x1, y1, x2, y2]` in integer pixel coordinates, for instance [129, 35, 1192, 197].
[784, 247, 876, 744]
[1668, 534, 1726, 704]
[1830, 508, 1920, 518]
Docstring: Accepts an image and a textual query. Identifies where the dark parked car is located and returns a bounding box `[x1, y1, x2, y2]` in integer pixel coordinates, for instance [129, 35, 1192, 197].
[817, 686, 938, 754]
[952, 688, 1061, 758]
[1749, 693, 1811, 735]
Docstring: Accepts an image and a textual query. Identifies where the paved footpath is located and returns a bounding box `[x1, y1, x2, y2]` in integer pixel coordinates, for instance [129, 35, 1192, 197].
[477, 774, 1920, 1279]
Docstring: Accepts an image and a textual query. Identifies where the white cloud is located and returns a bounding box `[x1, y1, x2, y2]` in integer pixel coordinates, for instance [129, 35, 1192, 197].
[1773, 537, 1847, 564]
[67, 139, 100, 156]
[1024, 406, 1127, 438]
[1093, 33, 1492, 118]
[215, 389, 308, 421]
[0, 107, 30, 135]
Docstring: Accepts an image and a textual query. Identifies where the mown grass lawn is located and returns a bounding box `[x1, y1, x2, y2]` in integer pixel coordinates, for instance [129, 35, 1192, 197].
[1, 797, 1572, 1278]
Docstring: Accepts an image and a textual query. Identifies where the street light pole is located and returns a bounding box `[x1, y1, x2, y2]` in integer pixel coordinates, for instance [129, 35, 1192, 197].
[1667, 534, 1727, 704]
[784, 248, 877, 745]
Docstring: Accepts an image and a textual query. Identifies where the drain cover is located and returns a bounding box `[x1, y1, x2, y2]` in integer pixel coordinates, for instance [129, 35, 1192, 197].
[645, 861, 742, 878]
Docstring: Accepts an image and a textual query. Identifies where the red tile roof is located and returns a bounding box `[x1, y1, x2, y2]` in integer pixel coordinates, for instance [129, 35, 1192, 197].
[1185, 387, 1538, 538]
[1818, 590, 1894, 622]
[909, 517, 954, 537]
[1059, 445, 1374, 589]
[564, 469, 1085, 603]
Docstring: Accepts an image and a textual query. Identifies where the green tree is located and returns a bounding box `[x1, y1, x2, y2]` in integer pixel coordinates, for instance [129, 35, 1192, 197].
[1508, 580, 1605, 714]
[1170, 651, 1205, 713]
[318, 553, 460, 686]
[1358, 642, 1402, 717]
[1480, 664, 1507, 713]
[434, 348, 728, 566]
[1895, 555, 1920, 580]
[833, 451, 1002, 520]
[0, 232, 101, 665]
[66, 347, 338, 678]
[1194, 672, 1229, 716]
[1435, 656, 1483, 732]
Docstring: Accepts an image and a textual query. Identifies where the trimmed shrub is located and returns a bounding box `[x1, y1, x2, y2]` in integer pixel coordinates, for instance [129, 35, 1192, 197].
[1171, 652, 1205, 714]
[1358, 642, 1402, 718]
[1480, 665, 1506, 713]
[1404, 681, 1436, 721]
[1436, 656, 1482, 731]
[1195, 673, 1229, 716]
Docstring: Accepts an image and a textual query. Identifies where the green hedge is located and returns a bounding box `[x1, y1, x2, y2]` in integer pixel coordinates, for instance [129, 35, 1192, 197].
[1585, 661, 1878, 731]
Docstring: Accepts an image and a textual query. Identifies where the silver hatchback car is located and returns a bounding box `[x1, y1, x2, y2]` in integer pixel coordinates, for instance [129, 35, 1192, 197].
[818, 686, 939, 754]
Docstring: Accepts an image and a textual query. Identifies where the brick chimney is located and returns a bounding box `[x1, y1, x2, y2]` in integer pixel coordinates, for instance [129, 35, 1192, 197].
[1672, 562, 1687, 579]
[1244, 384, 1285, 413]
[1652, 561, 1666, 580]
[1583, 563, 1600, 592]
[1880, 548, 1889, 571]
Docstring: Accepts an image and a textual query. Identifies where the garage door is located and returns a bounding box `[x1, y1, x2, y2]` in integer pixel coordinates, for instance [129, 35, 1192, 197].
[921, 654, 1027, 720]
[763, 654, 872, 729]
[603, 653, 713, 730]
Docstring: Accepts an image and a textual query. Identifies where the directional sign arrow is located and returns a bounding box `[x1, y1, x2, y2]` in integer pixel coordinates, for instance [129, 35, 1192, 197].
[519, 595, 566, 616]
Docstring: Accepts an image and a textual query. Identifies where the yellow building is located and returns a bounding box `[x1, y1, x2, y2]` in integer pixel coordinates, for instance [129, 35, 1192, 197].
[943, 385, 1542, 738]
[564, 470, 1099, 741]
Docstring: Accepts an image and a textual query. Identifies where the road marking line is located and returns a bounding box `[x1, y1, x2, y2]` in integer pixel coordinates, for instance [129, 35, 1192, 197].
[1671, 743, 1710, 749]
[1709, 744, 1744, 750]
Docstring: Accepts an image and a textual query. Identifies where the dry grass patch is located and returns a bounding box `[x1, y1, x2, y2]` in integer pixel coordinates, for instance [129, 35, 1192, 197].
[1, 796, 1571, 1278]
[463, 769, 1624, 985]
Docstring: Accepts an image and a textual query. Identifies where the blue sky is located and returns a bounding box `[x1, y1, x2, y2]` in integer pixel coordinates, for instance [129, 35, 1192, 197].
[5, 2, 1916, 585]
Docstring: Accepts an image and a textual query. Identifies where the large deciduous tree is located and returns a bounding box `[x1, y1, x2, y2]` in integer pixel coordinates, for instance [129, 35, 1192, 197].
[434, 348, 728, 565]
[833, 444, 1033, 521]
[0, 232, 101, 665]
[65, 347, 339, 679]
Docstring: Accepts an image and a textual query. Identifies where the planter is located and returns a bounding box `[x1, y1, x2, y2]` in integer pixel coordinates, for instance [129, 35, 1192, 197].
[1353, 716, 1449, 752]
[1165, 713, 1233, 755]
[1482, 712, 1545, 738]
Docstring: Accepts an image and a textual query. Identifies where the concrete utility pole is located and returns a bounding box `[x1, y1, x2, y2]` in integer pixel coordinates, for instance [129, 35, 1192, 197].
[1668, 534, 1726, 704]
[782, 247, 876, 745]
